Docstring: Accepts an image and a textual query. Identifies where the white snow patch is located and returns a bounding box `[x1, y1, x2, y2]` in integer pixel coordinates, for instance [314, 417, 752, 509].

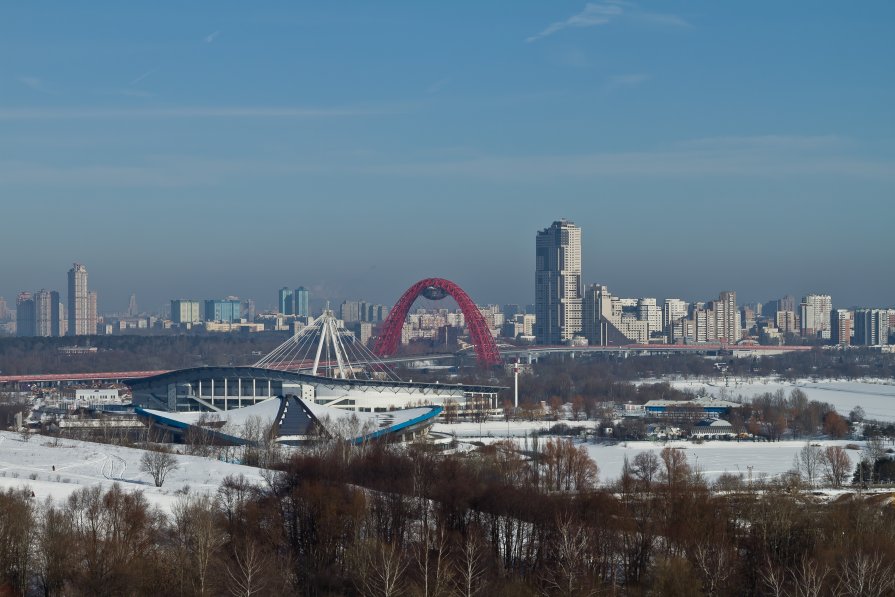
[651, 377, 895, 422]
[0, 431, 265, 512]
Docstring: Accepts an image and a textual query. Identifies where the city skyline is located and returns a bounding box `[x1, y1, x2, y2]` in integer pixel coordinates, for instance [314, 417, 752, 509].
[2, 255, 894, 319]
[1, 2, 893, 308]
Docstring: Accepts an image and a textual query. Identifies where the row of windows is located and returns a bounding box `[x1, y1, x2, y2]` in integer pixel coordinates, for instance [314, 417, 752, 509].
[176, 379, 284, 399]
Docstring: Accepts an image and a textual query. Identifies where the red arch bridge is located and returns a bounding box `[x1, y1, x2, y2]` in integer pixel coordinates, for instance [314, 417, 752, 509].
[373, 277, 503, 367]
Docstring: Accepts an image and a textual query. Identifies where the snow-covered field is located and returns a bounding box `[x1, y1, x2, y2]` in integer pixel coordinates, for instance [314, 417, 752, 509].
[0, 431, 265, 511]
[433, 420, 555, 438]
[654, 377, 895, 422]
[435, 421, 868, 484]
[584, 439, 862, 484]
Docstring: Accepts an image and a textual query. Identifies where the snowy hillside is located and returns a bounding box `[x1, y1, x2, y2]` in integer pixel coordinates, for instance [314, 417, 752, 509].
[0, 431, 265, 511]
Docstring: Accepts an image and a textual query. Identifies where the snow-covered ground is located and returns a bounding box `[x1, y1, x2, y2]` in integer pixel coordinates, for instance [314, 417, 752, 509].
[0, 431, 265, 512]
[652, 377, 895, 422]
[435, 421, 868, 484]
[584, 439, 863, 484]
[433, 420, 555, 438]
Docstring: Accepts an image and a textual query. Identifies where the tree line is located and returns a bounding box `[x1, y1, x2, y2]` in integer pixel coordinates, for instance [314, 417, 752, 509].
[2, 437, 895, 596]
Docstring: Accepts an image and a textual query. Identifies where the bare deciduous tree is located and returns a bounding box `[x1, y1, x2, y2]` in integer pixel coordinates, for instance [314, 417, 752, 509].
[414, 524, 452, 597]
[357, 540, 407, 597]
[227, 541, 266, 597]
[660, 447, 691, 488]
[790, 557, 829, 597]
[819, 446, 851, 488]
[693, 543, 733, 597]
[760, 558, 788, 597]
[172, 494, 225, 596]
[455, 531, 488, 597]
[541, 515, 595, 597]
[835, 551, 895, 597]
[862, 437, 887, 484]
[631, 451, 661, 486]
[795, 442, 822, 486]
[139, 449, 179, 487]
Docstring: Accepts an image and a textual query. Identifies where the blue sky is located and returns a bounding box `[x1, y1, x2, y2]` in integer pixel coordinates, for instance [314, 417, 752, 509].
[1, 1, 893, 312]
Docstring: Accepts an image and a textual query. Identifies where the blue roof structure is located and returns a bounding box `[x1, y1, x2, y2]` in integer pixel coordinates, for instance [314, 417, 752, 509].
[137, 394, 442, 446]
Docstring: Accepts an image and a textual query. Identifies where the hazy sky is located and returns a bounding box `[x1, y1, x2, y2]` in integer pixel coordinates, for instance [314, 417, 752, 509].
[1, 2, 893, 313]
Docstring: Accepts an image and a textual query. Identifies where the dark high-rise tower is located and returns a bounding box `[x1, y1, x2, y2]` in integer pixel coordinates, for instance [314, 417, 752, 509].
[535, 220, 582, 345]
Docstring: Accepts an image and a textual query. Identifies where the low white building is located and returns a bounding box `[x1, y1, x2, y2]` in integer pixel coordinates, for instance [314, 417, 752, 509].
[691, 418, 736, 438]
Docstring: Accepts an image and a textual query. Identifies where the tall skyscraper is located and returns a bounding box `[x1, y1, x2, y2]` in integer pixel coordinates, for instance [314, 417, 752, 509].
[88, 291, 97, 334]
[0, 296, 8, 321]
[294, 287, 309, 317]
[67, 263, 95, 336]
[278, 287, 294, 315]
[33, 289, 58, 337]
[242, 298, 256, 322]
[800, 294, 832, 339]
[127, 293, 139, 317]
[535, 219, 582, 345]
[831, 309, 852, 347]
[854, 309, 890, 346]
[716, 291, 739, 343]
[16, 292, 35, 337]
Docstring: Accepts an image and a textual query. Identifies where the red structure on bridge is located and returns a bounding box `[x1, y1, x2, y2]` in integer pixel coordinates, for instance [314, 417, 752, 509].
[373, 277, 502, 367]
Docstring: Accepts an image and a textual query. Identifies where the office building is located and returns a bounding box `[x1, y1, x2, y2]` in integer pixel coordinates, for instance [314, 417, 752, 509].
[242, 299, 256, 322]
[353, 321, 374, 345]
[340, 300, 362, 323]
[776, 310, 797, 335]
[503, 304, 522, 318]
[715, 291, 739, 343]
[800, 294, 832, 339]
[582, 284, 639, 345]
[33, 289, 64, 337]
[854, 309, 890, 346]
[663, 299, 689, 333]
[294, 287, 309, 318]
[741, 306, 756, 336]
[278, 287, 294, 315]
[67, 263, 95, 336]
[171, 300, 201, 325]
[127, 293, 139, 318]
[831, 309, 852, 347]
[0, 297, 8, 321]
[88, 291, 98, 334]
[535, 219, 582, 344]
[16, 292, 35, 337]
[366, 304, 389, 323]
[637, 298, 661, 337]
[204, 299, 242, 323]
[691, 303, 716, 343]
[779, 295, 796, 314]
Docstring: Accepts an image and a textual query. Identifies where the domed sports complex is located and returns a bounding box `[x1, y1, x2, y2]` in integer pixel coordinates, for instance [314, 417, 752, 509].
[127, 292, 505, 444]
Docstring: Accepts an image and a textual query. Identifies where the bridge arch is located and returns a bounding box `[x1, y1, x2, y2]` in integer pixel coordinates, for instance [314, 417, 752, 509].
[373, 278, 502, 366]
